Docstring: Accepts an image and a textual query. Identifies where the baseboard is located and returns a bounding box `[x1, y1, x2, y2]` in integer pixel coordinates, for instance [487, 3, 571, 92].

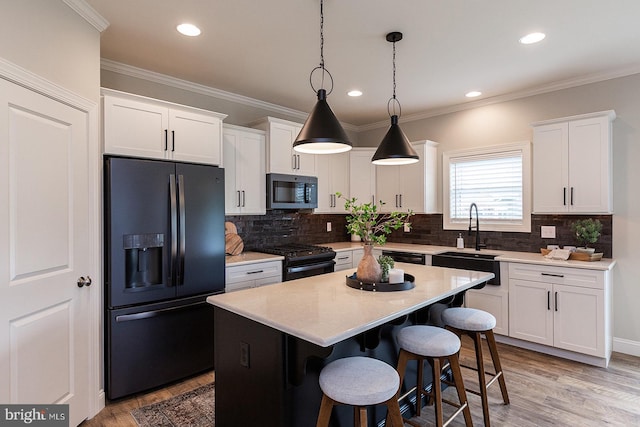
[613, 337, 640, 357]
[493, 335, 609, 367]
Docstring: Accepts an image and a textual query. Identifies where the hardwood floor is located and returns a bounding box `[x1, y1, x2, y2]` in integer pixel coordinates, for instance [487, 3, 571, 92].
[80, 370, 214, 427]
[81, 340, 640, 426]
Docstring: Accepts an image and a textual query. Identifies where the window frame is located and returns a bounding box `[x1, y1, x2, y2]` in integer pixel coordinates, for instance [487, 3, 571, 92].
[442, 141, 532, 233]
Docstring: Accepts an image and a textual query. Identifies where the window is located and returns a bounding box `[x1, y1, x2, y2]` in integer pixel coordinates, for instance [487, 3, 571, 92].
[443, 141, 531, 232]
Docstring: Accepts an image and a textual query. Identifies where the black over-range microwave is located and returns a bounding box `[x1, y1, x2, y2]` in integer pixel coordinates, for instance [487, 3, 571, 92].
[266, 173, 318, 210]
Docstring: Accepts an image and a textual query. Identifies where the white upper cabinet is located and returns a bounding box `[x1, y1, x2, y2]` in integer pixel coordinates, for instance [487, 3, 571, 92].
[251, 117, 316, 176]
[349, 148, 377, 206]
[375, 140, 438, 213]
[223, 125, 266, 215]
[532, 110, 615, 214]
[315, 152, 349, 213]
[102, 89, 227, 165]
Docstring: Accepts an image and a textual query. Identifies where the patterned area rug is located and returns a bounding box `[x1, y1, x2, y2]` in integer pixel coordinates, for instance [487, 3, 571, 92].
[131, 383, 215, 426]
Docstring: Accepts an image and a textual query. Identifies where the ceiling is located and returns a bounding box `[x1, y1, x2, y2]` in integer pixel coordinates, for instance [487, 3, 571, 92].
[85, 0, 640, 127]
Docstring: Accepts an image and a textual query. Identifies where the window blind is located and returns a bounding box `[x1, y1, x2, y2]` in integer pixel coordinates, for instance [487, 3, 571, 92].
[449, 150, 523, 222]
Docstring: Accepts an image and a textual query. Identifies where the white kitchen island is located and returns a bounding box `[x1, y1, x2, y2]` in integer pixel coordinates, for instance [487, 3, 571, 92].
[207, 263, 494, 427]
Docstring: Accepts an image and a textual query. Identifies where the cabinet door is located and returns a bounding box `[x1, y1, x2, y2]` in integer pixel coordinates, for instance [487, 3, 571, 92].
[465, 288, 509, 336]
[238, 132, 266, 214]
[223, 129, 265, 215]
[376, 166, 401, 211]
[400, 159, 424, 213]
[316, 152, 349, 213]
[169, 109, 222, 165]
[349, 149, 376, 205]
[553, 284, 604, 357]
[532, 122, 569, 213]
[223, 131, 242, 214]
[103, 95, 169, 159]
[509, 279, 553, 346]
[568, 116, 612, 213]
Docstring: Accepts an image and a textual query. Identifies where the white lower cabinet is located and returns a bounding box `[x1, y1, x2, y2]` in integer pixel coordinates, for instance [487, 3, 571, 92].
[334, 248, 365, 272]
[465, 286, 509, 336]
[508, 263, 610, 360]
[225, 260, 282, 292]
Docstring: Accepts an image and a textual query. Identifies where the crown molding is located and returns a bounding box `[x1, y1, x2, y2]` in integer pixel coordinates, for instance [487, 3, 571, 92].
[101, 59, 358, 132]
[358, 64, 640, 132]
[63, 0, 110, 32]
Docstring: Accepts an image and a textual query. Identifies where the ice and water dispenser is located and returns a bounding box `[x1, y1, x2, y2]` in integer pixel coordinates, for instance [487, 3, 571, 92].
[123, 233, 164, 289]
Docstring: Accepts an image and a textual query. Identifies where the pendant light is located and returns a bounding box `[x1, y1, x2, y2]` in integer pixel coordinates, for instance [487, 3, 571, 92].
[372, 32, 419, 165]
[293, 0, 352, 154]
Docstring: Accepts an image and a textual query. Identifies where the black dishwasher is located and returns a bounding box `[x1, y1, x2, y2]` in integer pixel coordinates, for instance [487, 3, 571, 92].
[381, 250, 426, 265]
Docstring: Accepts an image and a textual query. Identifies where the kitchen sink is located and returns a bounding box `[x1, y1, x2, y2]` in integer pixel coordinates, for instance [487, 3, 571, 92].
[431, 251, 500, 285]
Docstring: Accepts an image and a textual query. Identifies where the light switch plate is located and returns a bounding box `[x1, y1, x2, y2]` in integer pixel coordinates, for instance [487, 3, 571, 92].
[541, 225, 556, 239]
[326, 222, 332, 232]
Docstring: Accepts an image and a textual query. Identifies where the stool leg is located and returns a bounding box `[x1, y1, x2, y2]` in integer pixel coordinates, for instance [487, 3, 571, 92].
[386, 350, 410, 426]
[316, 394, 334, 427]
[415, 355, 425, 416]
[355, 407, 367, 427]
[384, 396, 405, 427]
[431, 357, 444, 427]
[449, 352, 473, 427]
[485, 329, 510, 405]
[470, 331, 491, 427]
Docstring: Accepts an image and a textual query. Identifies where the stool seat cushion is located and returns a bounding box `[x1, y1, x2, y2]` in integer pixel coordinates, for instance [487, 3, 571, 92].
[319, 357, 399, 406]
[443, 307, 496, 331]
[397, 325, 460, 357]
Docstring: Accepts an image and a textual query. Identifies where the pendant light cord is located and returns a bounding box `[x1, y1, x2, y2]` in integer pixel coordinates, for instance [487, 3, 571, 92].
[310, 0, 333, 95]
[388, 35, 402, 118]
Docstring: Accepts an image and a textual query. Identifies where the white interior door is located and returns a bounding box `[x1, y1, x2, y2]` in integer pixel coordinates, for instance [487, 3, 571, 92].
[0, 78, 91, 426]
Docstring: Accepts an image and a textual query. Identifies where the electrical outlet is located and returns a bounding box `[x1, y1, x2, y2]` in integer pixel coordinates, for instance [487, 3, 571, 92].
[403, 223, 411, 232]
[240, 342, 250, 368]
[326, 222, 332, 232]
[541, 225, 556, 239]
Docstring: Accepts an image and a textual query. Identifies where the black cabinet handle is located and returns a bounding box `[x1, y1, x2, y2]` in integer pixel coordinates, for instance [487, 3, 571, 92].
[563, 187, 566, 206]
[237, 190, 241, 207]
[246, 270, 264, 275]
[547, 290, 551, 310]
[570, 187, 574, 206]
[164, 129, 168, 151]
[555, 291, 558, 311]
[542, 272, 564, 278]
[171, 130, 175, 152]
[242, 190, 245, 207]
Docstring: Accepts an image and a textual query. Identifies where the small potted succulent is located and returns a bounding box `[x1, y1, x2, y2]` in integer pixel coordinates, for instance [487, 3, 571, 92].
[570, 218, 603, 254]
[337, 193, 413, 282]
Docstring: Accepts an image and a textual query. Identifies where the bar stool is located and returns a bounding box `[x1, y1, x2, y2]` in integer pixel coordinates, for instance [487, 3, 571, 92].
[316, 356, 405, 427]
[392, 325, 473, 427]
[442, 307, 510, 427]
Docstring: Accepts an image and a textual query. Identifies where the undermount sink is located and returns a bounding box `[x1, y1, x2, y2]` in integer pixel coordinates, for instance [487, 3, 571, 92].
[431, 251, 500, 285]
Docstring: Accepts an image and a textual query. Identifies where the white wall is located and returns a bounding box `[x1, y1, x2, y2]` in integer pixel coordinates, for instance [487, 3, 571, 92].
[359, 74, 640, 353]
[0, 0, 101, 102]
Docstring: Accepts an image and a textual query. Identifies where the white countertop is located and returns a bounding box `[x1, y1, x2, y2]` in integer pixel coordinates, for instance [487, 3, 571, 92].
[323, 242, 616, 271]
[225, 251, 284, 266]
[208, 263, 493, 347]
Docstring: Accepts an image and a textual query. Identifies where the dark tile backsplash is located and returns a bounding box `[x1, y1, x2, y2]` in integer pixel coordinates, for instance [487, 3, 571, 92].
[226, 212, 613, 258]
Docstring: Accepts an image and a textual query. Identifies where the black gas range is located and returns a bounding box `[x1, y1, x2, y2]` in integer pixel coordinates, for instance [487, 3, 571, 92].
[259, 243, 336, 281]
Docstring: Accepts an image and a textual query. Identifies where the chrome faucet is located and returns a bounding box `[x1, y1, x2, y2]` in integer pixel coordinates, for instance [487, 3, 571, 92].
[468, 203, 484, 251]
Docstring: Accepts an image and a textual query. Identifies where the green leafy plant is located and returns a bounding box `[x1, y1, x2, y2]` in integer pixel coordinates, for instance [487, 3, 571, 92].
[337, 192, 414, 246]
[377, 255, 395, 281]
[570, 218, 603, 248]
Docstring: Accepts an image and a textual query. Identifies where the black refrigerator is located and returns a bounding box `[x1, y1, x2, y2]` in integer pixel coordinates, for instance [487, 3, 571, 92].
[104, 156, 225, 399]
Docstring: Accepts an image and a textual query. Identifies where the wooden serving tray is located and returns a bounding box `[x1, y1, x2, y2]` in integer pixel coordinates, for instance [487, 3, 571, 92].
[540, 248, 603, 262]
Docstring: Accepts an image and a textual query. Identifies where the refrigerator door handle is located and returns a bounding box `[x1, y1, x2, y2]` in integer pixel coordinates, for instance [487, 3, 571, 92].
[169, 174, 178, 286]
[114, 301, 205, 322]
[177, 174, 186, 286]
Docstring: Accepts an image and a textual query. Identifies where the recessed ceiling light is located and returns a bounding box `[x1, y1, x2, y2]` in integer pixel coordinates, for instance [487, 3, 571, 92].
[177, 23, 201, 37]
[519, 32, 546, 45]
[347, 90, 363, 97]
[465, 91, 482, 98]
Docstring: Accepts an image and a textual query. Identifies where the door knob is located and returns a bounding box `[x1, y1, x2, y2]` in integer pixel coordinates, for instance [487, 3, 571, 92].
[77, 276, 92, 288]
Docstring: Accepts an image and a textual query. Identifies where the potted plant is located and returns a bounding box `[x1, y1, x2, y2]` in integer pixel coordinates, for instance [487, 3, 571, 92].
[377, 255, 395, 282]
[570, 218, 603, 254]
[337, 193, 413, 282]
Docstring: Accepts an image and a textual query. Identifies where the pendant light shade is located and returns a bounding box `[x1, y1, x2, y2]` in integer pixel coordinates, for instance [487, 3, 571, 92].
[372, 31, 419, 165]
[293, 0, 352, 154]
[293, 89, 352, 154]
[372, 115, 419, 165]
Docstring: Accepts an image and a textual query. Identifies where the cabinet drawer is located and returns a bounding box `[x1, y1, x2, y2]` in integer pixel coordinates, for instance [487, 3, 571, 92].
[226, 261, 282, 285]
[335, 251, 353, 267]
[508, 263, 603, 289]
